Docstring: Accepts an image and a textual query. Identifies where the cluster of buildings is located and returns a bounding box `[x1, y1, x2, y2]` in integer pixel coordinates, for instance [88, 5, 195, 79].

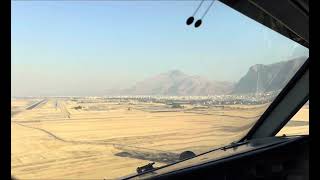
[98, 90, 281, 106]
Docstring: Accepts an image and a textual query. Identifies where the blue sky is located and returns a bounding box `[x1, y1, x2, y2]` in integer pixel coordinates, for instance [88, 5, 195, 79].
[11, 1, 309, 96]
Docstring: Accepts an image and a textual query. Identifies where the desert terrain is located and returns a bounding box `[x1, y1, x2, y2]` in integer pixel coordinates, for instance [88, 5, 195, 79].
[277, 104, 309, 136]
[11, 97, 308, 179]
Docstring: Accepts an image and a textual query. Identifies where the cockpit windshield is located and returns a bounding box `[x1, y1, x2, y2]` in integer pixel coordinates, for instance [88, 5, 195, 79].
[11, 1, 309, 179]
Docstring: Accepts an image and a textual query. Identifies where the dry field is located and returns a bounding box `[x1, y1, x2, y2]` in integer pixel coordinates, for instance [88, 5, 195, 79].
[11, 98, 308, 179]
[277, 104, 309, 136]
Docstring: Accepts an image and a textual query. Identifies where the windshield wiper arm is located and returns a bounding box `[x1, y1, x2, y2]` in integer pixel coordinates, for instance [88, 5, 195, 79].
[136, 162, 156, 174]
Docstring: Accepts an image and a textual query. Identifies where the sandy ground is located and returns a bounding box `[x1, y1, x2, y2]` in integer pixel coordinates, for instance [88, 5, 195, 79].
[277, 105, 309, 136]
[11, 98, 308, 179]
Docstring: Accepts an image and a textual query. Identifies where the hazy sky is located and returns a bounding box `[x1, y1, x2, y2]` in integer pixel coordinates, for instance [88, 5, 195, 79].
[12, 1, 309, 96]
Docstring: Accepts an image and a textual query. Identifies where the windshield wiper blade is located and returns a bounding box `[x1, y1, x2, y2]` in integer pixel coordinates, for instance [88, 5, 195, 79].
[220, 141, 249, 151]
[129, 141, 251, 179]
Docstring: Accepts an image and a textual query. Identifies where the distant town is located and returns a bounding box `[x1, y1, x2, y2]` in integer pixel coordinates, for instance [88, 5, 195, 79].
[13, 90, 281, 107]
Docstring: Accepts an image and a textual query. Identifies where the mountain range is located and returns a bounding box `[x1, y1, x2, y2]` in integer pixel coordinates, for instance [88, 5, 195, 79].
[118, 70, 234, 96]
[231, 56, 307, 94]
[106, 56, 307, 96]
